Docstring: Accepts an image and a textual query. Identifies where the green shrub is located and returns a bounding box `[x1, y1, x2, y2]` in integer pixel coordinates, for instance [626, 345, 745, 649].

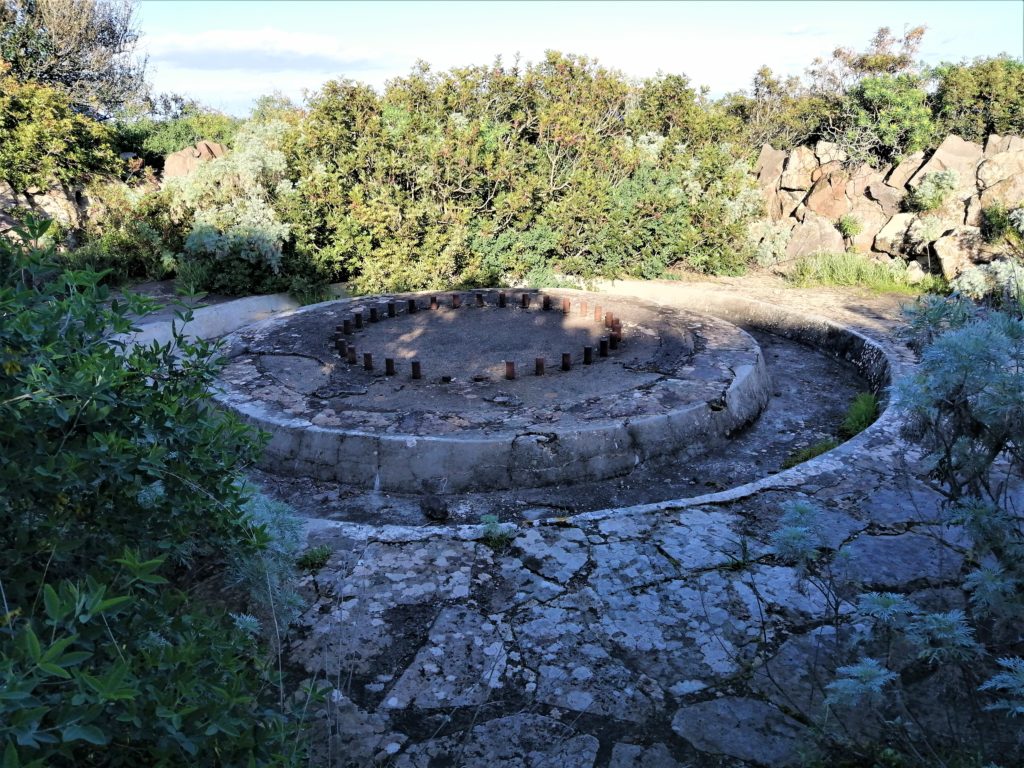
[0, 73, 118, 191]
[907, 169, 959, 212]
[165, 120, 306, 295]
[830, 74, 934, 167]
[931, 56, 1024, 143]
[0, 217, 313, 765]
[70, 183, 186, 283]
[981, 203, 1012, 243]
[841, 392, 879, 437]
[951, 259, 1024, 308]
[837, 214, 863, 239]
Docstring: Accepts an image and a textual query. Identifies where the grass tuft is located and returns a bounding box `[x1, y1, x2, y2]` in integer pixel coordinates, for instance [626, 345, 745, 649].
[788, 252, 945, 295]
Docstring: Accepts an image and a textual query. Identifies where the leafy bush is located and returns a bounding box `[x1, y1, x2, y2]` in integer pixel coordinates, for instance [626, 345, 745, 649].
[748, 219, 792, 268]
[981, 202, 1012, 243]
[907, 169, 959, 212]
[69, 183, 186, 283]
[165, 120, 312, 295]
[0, 217, 313, 765]
[286, 56, 761, 295]
[931, 56, 1024, 143]
[0, 0, 146, 115]
[901, 306, 1024, 502]
[0, 71, 118, 191]
[836, 214, 862, 239]
[827, 74, 934, 167]
[951, 258, 1024, 307]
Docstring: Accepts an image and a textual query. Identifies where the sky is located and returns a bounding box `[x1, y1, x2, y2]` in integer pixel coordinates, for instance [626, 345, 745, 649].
[136, 0, 1024, 116]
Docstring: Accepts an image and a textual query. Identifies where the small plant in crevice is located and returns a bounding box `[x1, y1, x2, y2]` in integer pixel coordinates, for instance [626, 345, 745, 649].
[297, 545, 332, 573]
[981, 202, 1012, 244]
[840, 392, 879, 438]
[836, 214, 863, 242]
[907, 169, 959, 213]
[479, 514, 515, 552]
[781, 438, 840, 469]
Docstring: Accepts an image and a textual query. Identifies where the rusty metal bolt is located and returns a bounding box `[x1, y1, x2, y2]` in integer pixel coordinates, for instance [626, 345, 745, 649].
[583, 346, 594, 365]
[604, 312, 613, 328]
[346, 346, 357, 364]
[387, 301, 396, 317]
[505, 360, 516, 380]
[594, 305, 602, 322]
[476, 292, 484, 307]
[535, 357, 545, 376]
[411, 360, 422, 379]
[430, 296, 438, 310]
[561, 352, 572, 371]
[520, 293, 530, 309]
[452, 294, 461, 309]
[581, 300, 588, 316]
[542, 295, 551, 311]
[385, 357, 396, 376]
[498, 292, 507, 308]
[354, 312, 364, 329]
[369, 307, 379, 323]
[609, 332, 620, 350]
[336, 339, 348, 356]
[599, 338, 609, 357]
[408, 298, 418, 314]
[562, 297, 570, 314]
[343, 319, 353, 335]
[363, 352, 373, 371]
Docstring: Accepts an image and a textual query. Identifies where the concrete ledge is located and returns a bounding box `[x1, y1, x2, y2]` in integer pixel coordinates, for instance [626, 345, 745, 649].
[212, 290, 771, 493]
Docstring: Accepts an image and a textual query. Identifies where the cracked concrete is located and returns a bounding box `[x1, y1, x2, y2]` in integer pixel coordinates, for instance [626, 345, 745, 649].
[122, 276, 1021, 766]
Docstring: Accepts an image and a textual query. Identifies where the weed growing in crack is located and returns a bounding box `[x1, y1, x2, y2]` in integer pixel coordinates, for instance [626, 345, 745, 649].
[840, 392, 879, 438]
[297, 545, 332, 573]
[781, 439, 840, 469]
[479, 515, 515, 552]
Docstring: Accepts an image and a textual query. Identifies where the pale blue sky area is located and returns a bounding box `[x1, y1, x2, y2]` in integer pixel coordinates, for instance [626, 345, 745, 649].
[137, 0, 1024, 115]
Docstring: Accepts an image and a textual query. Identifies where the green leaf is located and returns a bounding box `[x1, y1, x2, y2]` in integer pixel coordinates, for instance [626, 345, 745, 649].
[2, 741, 19, 768]
[22, 628, 41, 663]
[60, 724, 108, 746]
[42, 585, 64, 622]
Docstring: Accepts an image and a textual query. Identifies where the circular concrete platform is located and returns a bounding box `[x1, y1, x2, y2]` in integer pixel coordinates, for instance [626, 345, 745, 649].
[215, 290, 770, 492]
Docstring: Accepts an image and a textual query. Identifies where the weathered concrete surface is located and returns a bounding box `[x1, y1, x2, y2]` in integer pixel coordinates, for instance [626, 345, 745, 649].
[214, 291, 771, 492]
[126, 276, 1016, 766]
[273, 279, 1014, 768]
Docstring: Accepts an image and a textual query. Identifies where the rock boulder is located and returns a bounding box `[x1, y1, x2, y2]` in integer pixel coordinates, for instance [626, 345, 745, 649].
[755, 144, 787, 189]
[786, 213, 845, 259]
[908, 135, 984, 201]
[163, 140, 228, 180]
[933, 226, 983, 280]
[873, 212, 915, 256]
[805, 169, 850, 220]
[865, 180, 905, 217]
[780, 146, 817, 191]
[886, 150, 926, 189]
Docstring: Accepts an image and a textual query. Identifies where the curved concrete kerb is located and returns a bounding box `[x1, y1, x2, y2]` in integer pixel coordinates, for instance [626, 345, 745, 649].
[213, 290, 771, 493]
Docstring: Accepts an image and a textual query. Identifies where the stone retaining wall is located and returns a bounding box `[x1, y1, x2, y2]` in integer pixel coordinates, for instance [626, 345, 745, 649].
[753, 133, 1024, 279]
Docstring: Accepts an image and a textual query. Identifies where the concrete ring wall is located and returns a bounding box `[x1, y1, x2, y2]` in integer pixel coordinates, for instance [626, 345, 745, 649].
[212, 290, 772, 493]
[122, 281, 901, 531]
